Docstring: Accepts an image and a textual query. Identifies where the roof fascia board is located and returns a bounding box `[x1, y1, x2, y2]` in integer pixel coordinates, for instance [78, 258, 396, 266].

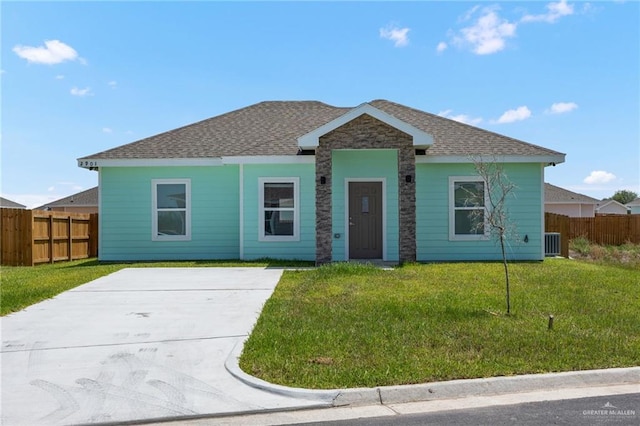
[77, 158, 224, 169]
[78, 156, 315, 169]
[298, 103, 433, 149]
[545, 201, 598, 205]
[416, 154, 566, 164]
[222, 156, 315, 164]
[47, 203, 96, 207]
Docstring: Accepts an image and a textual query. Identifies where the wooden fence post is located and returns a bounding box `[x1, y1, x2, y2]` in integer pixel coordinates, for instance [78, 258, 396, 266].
[68, 216, 73, 261]
[49, 214, 54, 264]
[24, 209, 34, 266]
[89, 213, 99, 258]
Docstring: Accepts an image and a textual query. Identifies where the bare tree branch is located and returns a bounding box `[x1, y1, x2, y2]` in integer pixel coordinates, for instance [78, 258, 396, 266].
[466, 157, 517, 314]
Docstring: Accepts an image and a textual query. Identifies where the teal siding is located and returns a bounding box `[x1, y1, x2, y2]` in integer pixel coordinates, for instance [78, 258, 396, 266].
[416, 163, 544, 261]
[331, 150, 399, 261]
[100, 166, 239, 261]
[99, 159, 545, 263]
[242, 164, 316, 261]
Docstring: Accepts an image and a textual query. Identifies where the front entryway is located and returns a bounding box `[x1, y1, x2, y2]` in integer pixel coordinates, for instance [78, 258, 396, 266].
[348, 181, 383, 259]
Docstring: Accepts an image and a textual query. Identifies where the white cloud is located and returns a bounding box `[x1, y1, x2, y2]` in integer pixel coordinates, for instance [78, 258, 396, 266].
[70, 86, 93, 97]
[55, 74, 64, 80]
[454, 6, 517, 55]
[13, 40, 80, 65]
[436, 42, 448, 53]
[108, 80, 117, 88]
[548, 102, 578, 114]
[380, 24, 410, 47]
[584, 171, 616, 185]
[495, 106, 532, 123]
[522, 0, 574, 23]
[102, 127, 113, 133]
[438, 109, 483, 125]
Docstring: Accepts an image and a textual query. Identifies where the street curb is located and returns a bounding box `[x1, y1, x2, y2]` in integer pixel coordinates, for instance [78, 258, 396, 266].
[225, 339, 339, 405]
[226, 341, 640, 408]
[376, 367, 640, 405]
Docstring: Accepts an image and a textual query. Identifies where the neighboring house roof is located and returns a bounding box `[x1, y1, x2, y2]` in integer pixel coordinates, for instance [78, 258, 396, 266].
[544, 183, 599, 204]
[0, 197, 26, 209]
[597, 199, 629, 213]
[626, 197, 640, 207]
[79, 100, 565, 162]
[36, 187, 98, 210]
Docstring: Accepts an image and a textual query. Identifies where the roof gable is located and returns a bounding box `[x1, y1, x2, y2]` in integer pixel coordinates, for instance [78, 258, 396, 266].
[597, 199, 629, 212]
[297, 103, 433, 149]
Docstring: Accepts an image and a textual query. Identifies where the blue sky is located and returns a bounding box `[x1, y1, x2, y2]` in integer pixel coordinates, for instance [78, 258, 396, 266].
[2, 1, 638, 208]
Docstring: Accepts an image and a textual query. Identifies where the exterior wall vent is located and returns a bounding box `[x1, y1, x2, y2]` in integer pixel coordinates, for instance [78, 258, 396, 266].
[544, 232, 561, 257]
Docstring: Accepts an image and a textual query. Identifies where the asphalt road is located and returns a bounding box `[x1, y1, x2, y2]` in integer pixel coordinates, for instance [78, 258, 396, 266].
[290, 393, 640, 426]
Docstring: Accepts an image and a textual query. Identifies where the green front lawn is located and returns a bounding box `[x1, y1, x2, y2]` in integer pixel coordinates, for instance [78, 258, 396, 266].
[240, 259, 640, 389]
[0, 258, 313, 316]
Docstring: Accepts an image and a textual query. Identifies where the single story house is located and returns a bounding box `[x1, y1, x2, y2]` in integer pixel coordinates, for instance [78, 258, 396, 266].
[596, 199, 629, 215]
[36, 187, 99, 213]
[78, 100, 565, 264]
[544, 183, 598, 218]
[627, 198, 640, 215]
[0, 197, 26, 209]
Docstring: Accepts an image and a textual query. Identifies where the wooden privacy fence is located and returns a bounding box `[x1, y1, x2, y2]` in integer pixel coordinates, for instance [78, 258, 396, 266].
[570, 214, 640, 245]
[1, 209, 98, 266]
[544, 213, 570, 257]
[545, 212, 640, 257]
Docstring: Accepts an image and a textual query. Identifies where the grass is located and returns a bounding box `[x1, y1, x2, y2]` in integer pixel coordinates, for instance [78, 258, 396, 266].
[240, 259, 640, 389]
[0, 258, 313, 316]
[570, 236, 640, 269]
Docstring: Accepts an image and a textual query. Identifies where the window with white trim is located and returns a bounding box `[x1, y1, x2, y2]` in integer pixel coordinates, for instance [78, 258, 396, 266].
[449, 177, 488, 240]
[152, 179, 191, 241]
[259, 178, 299, 241]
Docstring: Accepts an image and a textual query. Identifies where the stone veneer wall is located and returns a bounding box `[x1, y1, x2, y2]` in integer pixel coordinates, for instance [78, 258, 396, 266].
[315, 114, 416, 264]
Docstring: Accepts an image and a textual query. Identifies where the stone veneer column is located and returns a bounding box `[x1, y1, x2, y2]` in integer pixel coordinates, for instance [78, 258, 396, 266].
[398, 146, 416, 262]
[315, 146, 333, 264]
[315, 114, 416, 265]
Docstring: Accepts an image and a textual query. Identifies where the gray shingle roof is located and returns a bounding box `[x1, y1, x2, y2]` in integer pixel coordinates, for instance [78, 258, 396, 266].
[79, 100, 564, 160]
[544, 183, 599, 204]
[0, 197, 26, 209]
[626, 197, 640, 207]
[370, 100, 563, 157]
[36, 187, 98, 209]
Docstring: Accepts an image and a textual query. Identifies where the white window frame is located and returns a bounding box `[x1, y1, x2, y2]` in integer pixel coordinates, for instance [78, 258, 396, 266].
[258, 177, 300, 242]
[152, 179, 191, 241]
[449, 176, 489, 241]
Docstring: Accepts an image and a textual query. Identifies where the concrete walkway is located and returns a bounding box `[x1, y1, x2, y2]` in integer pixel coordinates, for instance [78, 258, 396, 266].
[1, 268, 330, 426]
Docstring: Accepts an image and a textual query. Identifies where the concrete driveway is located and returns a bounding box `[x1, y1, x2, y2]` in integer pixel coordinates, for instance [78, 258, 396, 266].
[1, 268, 327, 425]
